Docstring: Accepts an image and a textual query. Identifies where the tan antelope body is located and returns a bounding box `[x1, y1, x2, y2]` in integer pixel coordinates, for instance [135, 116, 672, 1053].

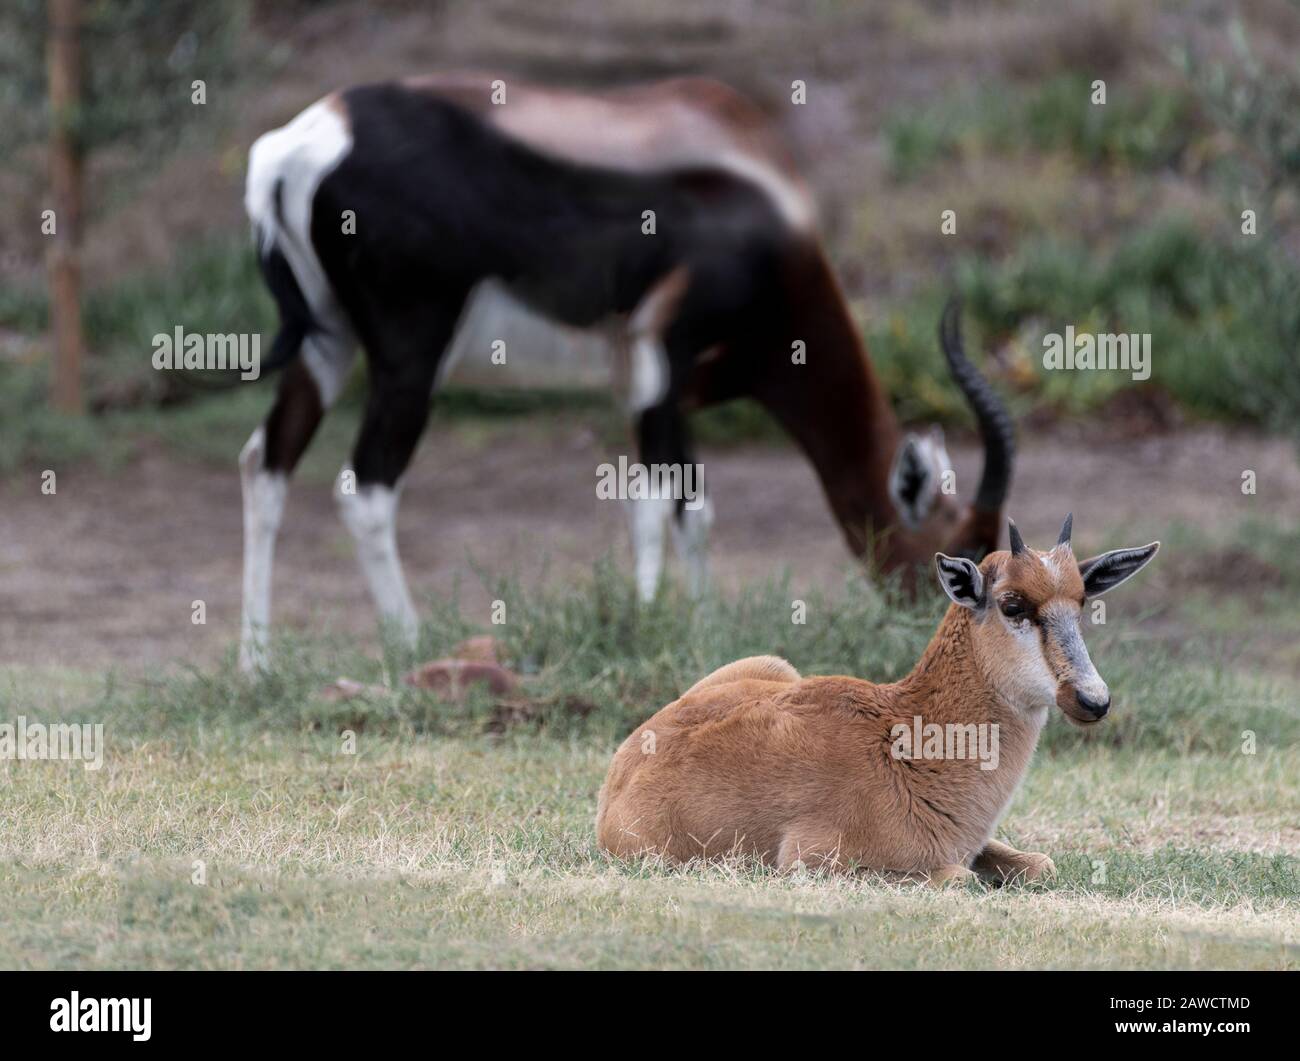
[596, 517, 1159, 884]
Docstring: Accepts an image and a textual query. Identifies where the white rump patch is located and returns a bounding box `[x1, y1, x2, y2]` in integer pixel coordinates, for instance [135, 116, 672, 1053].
[245, 97, 353, 328]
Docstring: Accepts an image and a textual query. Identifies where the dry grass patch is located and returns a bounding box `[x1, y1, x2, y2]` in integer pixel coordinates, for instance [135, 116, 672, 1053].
[1, 729, 1295, 969]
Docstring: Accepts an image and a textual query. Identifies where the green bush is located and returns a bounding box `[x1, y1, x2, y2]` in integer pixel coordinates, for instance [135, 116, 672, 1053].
[960, 222, 1300, 425]
[0, 239, 276, 473]
[864, 221, 1300, 433]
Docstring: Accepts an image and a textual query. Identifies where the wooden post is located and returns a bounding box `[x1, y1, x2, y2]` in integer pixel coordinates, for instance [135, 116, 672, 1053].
[47, 0, 84, 414]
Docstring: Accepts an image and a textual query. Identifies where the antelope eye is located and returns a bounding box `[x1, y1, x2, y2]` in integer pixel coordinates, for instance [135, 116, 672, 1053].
[1000, 598, 1028, 619]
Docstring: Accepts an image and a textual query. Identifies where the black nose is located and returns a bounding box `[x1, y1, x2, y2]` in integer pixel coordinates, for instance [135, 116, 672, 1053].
[1077, 692, 1110, 718]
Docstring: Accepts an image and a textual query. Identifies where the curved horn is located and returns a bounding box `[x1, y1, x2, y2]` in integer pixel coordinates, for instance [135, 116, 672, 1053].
[1008, 518, 1026, 556]
[940, 297, 1015, 514]
[1057, 512, 1073, 548]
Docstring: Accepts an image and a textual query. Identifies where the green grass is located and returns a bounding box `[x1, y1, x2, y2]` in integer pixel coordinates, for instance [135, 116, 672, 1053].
[864, 220, 1300, 432]
[0, 240, 276, 473]
[884, 73, 1197, 181]
[57, 565, 1297, 752]
[870, 64, 1298, 434]
[0, 564, 1295, 969]
[1156, 518, 1300, 676]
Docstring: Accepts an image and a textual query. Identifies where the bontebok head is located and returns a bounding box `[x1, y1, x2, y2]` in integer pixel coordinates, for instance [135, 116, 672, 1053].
[935, 514, 1159, 726]
[884, 299, 1015, 571]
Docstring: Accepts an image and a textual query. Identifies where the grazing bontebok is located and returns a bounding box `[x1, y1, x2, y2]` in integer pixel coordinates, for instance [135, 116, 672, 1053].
[238, 73, 1016, 672]
[596, 515, 1159, 884]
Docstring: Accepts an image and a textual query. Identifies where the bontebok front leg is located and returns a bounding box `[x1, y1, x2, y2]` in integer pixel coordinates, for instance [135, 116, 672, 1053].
[335, 353, 443, 649]
[972, 839, 1056, 884]
[335, 469, 418, 646]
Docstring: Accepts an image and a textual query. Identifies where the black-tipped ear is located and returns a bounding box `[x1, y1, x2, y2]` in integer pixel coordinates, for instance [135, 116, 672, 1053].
[1079, 542, 1160, 596]
[935, 553, 985, 609]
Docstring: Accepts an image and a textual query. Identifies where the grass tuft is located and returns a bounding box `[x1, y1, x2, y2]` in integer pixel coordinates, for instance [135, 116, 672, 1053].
[62, 563, 1299, 753]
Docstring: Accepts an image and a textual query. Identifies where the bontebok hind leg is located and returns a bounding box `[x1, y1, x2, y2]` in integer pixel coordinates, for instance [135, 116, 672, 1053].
[239, 343, 353, 673]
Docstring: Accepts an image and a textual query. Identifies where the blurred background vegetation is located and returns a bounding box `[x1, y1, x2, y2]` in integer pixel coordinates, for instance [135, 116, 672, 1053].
[1, 0, 1299, 471]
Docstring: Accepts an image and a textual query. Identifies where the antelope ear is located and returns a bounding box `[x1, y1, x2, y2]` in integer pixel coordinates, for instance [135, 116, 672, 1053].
[889, 431, 945, 529]
[1079, 542, 1160, 596]
[935, 553, 984, 609]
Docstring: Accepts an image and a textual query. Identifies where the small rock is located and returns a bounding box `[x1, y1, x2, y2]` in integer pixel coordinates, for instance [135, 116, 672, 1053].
[403, 659, 520, 701]
[448, 635, 503, 665]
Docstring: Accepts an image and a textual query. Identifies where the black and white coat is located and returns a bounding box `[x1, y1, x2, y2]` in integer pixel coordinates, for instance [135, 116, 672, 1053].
[238, 74, 1013, 672]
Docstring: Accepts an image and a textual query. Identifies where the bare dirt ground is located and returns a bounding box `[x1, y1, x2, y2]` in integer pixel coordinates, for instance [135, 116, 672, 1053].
[2, 420, 1297, 673]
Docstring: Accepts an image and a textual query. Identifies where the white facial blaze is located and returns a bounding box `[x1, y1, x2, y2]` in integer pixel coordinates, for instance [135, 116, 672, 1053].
[889, 430, 952, 528]
[1045, 604, 1108, 706]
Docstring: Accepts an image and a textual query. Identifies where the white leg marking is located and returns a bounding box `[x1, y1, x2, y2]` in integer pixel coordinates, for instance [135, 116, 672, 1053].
[628, 496, 675, 602]
[672, 495, 714, 598]
[335, 470, 418, 646]
[239, 427, 287, 673]
[245, 98, 352, 311]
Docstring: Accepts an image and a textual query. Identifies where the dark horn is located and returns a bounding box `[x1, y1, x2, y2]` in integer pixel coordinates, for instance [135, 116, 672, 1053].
[1057, 512, 1073, 548]
[1008, 518, 1026, 556]
[940, 297, 1015, 514]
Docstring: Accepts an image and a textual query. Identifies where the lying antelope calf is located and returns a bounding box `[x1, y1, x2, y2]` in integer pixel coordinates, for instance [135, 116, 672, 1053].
[596, 515, 1158, 885]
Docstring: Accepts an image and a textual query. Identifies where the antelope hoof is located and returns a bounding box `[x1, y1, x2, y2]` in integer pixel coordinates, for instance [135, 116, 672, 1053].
[925, 864, 976, 889]
[1015, 853, 1056, 883]
[988, 852, 1056, 885]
